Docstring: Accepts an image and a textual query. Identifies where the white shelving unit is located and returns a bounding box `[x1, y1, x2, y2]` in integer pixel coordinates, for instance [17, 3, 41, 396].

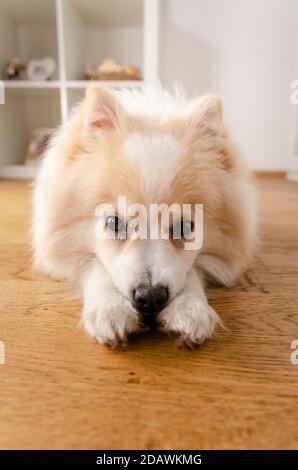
[0, 0, 160, 179]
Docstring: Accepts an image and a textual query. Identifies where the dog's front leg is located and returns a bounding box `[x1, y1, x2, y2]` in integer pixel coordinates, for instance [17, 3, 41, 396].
[158, 268, 221, 348]
[80, 261, 140, 348]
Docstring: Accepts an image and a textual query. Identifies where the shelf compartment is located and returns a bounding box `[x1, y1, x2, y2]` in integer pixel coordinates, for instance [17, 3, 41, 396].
[0, 88, 60, 172]
[0, 0, 59, 81]
[62, 0, 144, 81]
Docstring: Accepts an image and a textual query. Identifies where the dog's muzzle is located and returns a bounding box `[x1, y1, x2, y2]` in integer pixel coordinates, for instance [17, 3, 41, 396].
[133, 284, 169, 326]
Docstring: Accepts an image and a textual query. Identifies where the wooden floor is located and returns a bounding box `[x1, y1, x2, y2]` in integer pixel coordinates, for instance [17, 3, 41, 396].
[0, 177, 297, 450]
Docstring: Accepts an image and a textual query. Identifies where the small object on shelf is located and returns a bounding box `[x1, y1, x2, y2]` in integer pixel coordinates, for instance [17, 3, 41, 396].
[85, 57, 142, 81]
[27, 57, 56, 81]
[5, 58, 26, 80]
[25, 128, 55, 166]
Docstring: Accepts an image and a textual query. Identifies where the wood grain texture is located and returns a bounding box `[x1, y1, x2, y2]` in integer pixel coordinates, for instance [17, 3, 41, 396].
[0, 177, 297, 450]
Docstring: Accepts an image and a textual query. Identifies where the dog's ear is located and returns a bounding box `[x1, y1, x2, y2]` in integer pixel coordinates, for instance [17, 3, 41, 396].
[81, 86, 125, 133]
[168, 94, 223, 139]
[191, 94, 223, 137]
[191, 95, 240, 171]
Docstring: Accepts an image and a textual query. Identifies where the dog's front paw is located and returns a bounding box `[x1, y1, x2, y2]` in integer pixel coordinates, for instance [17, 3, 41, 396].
[158, 293, 220, 349]
[81, 298, 139, 348]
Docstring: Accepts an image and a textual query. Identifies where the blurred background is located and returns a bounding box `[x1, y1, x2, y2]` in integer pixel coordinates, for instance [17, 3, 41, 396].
[0, 0, 298, 179]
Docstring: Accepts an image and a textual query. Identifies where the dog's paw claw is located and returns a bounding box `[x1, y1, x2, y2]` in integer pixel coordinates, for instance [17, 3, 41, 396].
[176, 335, 198, 350]
[99, 334, 128, 350]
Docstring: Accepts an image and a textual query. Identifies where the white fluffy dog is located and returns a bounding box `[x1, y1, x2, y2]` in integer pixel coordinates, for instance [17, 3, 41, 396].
[33, 86, 257, 348]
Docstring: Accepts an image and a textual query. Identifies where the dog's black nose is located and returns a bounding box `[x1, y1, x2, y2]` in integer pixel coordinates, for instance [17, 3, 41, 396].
[133, 285, 169, 325]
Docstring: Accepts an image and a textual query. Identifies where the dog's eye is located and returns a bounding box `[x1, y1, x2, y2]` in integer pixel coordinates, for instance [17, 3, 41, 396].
[171, 219, 194, 239]
[105, 216, 126, 237]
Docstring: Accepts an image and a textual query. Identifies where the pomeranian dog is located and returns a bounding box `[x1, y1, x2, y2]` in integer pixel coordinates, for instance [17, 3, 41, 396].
[33, 86, 257, 348]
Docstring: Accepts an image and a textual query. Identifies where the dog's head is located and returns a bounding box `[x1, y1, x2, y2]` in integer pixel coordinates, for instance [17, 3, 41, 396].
[35, 86, 255, 323]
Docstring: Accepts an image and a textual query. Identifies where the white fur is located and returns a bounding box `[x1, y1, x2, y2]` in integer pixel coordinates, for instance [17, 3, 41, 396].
[118, 85, 188, 119]
[81, 262, 139, 347]
[158, 269, 220, 347]
[124, 133, 184, 199]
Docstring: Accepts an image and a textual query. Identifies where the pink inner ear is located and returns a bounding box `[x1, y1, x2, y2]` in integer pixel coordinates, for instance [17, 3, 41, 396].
[199, 123, 217, 137]
[83, 87, 122, 133]
[92, 118, 114, 130]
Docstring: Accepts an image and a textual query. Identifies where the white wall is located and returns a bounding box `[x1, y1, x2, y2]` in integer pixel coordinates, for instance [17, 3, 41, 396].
[160, 0, 298, 170]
